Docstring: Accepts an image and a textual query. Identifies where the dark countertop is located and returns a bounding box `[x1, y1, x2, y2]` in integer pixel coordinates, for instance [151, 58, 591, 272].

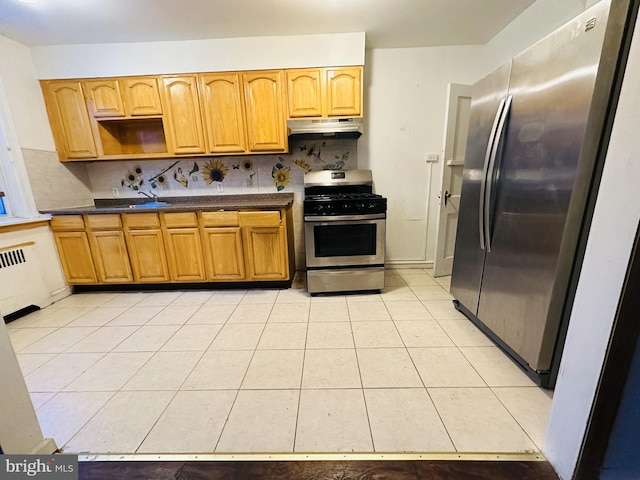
[40, 193, 295, 215]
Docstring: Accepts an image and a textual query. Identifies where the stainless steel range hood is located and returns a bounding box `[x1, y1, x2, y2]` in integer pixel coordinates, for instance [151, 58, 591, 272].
[287, 118, 363, 139]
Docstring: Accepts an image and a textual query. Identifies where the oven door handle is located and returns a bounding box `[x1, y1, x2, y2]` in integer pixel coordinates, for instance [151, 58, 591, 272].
[304, 213, 387, 222]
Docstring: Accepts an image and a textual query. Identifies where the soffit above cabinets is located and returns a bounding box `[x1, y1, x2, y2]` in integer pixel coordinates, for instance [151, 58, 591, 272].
[1, 0, 536, 49]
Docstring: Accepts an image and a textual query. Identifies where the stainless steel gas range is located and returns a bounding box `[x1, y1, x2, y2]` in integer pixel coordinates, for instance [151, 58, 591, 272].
[303, 170, 387, 294]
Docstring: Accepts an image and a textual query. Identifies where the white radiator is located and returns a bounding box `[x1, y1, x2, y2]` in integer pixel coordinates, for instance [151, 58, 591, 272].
[0, 243, 49, 317]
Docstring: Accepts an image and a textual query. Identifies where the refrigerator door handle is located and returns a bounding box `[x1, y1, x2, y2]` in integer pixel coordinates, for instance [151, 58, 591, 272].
[479, 97, 506, 251]
[484, 94, 513, 253]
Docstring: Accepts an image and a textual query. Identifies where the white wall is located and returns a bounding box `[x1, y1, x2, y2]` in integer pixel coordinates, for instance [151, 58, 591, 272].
[31, 33, 366, 79]
[544, 8, 640, 478]
[360, 45, 483, 264]
[0, 34, 95, 210]
[359, 0, 592, 266]
[0, 35, 55, 151]
[482, 0, 591, 77]
[0, 316, 56, 454]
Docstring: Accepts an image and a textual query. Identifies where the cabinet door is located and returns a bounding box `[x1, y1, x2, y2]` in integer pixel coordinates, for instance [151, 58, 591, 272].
[53, 232, 98, 284]
[125, 229, 170, 282]
[199, 73, 247, 154]
[89, 231, 133, 283]
[83, 79, 125, 118]
[41, 81, 98, 160]
[239, 211, 287, 280]
[123, 77, 163, 116]
[163, 228, 206, 281]
[202, 227, 246, 280]
[287, 69, 323, 118]
[243, 225, 288, 280]
[242, 71, 287, 152]
[326, 67, 362, 117]
[161, 75, 206, 154]
[82, 79, 125, 118]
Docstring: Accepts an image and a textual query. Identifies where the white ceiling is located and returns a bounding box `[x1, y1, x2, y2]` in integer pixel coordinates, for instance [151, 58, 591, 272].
[0, 0, 536, 49]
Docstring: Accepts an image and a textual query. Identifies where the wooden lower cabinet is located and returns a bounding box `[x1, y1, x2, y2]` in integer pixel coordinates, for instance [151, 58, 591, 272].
[51, 207, 292, 285]
[53, 231, 98, 284]
[202, 227, 246, 280]
[163, 228, 206, 281]
[122, 213, 170, 283]
[125, 229, 170, 282]
[88, 231, 133, 283]
[243, 225, 288, 280]
[85, 213, 133, 283]
[239, 211, 288, 280]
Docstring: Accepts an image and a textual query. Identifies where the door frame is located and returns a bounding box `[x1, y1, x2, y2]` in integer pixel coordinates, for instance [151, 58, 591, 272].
[433, 83, 472, 277]
[553, 0, 639, 476]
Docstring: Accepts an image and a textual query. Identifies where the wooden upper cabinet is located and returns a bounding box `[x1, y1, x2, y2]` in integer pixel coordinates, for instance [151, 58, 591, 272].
[83, 77, 162, 118]
[286, 69, 323, 118]
[83, 79, 125, 118]
[199, 73, 247, 154]
[242, 71, 287, 153]
[41, 80, 98, 161]
[122, 77, 162, 116]
[285, 66, 363, 118]
[326, 67, 362, 117]
[160, 75, 207, 155]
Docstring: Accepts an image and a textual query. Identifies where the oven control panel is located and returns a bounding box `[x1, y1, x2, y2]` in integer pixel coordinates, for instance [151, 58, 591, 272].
[304, 195, 387, 216]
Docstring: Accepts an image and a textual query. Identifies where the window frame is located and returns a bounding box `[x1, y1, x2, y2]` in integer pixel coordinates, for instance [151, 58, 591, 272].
[0, 77, 39, 221]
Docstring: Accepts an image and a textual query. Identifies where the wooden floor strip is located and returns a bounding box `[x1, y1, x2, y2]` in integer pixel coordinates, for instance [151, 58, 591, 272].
[78, 459, 559, 480]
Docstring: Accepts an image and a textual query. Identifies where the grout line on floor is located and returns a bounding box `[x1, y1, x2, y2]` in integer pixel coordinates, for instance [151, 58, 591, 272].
[57, 389, 120, 452]
[212, 301, 273, 453]
[291, 300, 311, 453]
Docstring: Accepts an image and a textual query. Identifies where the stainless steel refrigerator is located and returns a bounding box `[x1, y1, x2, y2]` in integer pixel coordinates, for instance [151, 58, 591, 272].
[450, 0, 627, 388]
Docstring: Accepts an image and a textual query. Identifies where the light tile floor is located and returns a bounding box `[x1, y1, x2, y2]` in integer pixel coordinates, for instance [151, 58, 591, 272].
[7, 269, 553, 454]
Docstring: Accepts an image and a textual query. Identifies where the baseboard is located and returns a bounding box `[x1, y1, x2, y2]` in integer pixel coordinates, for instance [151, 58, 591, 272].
[29, 437, 58, 455]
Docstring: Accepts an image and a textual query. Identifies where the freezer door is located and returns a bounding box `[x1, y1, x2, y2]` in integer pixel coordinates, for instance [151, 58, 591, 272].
[476, 2, 610, 371]
[450, 62, 511, 314]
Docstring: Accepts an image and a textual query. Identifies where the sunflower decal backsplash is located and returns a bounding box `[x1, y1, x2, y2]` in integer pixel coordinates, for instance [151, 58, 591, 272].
[203, 159, 229, 184]
[121, 164, 144, 190]
[148, 160, 179, 189]
[272, 161, 291, 191]
[241, 159, 256, 186]
[112, 139, 354, 196]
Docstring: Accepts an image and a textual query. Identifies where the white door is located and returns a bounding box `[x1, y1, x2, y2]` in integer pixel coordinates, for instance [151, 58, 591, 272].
[433, 83, 472, 277]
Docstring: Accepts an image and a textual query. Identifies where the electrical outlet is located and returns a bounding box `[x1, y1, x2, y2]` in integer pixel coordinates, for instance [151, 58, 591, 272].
[217, 183, 224, 192]
[111, 188, 119, 197]
[425, 153, 439, 163]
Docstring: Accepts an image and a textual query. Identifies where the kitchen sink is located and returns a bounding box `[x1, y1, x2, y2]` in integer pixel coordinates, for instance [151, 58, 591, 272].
[132, 201, 171, 208]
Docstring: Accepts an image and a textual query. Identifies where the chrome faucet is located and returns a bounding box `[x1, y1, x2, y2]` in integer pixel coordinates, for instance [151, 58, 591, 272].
[138, 191, 158, 202]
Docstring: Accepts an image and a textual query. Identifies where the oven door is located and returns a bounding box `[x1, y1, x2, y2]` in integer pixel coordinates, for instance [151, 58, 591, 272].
[304, 214, 386, 268]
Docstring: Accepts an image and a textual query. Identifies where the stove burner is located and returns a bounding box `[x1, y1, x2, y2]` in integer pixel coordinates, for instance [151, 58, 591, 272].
[303, 169, 387, 216]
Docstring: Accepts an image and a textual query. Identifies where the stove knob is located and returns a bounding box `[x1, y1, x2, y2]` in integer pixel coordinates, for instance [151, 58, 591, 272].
[315, 204, 324, 213]
[325, 204, 334, 212]
[343, 204, 351, 212]
[368, 203, 378, 210]
[356, 203, 365, 212]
